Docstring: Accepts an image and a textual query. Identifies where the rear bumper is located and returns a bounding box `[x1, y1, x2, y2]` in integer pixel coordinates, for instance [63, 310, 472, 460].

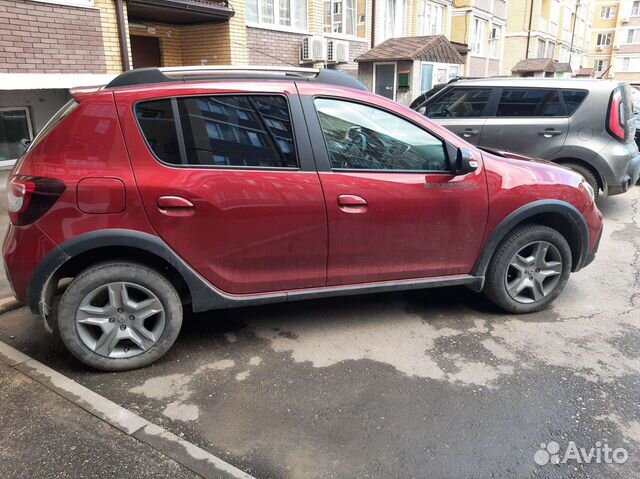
[607, 152, 640, 195]
[3, 223, 60, 304]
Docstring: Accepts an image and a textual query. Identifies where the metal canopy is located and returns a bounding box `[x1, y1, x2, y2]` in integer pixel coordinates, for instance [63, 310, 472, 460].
[127, 0, 234, 25]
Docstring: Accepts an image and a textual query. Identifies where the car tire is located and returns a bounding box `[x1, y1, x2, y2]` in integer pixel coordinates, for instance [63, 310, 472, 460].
[56, 262, 182, 371]
[484, 224, 572, 314]
[562, 162, 600, 201]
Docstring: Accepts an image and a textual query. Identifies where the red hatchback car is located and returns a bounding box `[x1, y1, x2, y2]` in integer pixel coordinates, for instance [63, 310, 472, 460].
[4, 67, 603, 370]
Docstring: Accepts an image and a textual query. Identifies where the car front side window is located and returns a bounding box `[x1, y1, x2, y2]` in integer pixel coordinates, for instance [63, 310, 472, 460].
[424, 87, 493, 119]
[314, 98, 449, 172]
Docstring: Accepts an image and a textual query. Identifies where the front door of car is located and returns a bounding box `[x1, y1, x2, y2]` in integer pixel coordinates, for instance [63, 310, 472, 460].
[299, 86, 489, 286]
[422, 86, 495, 146]
[479, 87, 569, 158]
[117, 85, 328, 295]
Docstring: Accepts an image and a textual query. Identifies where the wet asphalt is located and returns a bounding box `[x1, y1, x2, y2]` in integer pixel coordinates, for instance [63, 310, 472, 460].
[0, 187, 638, 479]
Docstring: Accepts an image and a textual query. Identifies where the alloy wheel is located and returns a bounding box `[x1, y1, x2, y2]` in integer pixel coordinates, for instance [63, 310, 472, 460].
[75, 282, 165, 358]
[504, 241, 563, 304]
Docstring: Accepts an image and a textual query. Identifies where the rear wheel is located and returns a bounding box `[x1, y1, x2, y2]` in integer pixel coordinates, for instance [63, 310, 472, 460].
[57, 262, 182, 371]
[562, 162, 601, 201]
[484, 225, 572, 313]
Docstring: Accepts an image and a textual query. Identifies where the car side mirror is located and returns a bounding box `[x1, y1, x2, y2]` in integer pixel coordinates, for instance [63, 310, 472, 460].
[447, 145, 478, 175]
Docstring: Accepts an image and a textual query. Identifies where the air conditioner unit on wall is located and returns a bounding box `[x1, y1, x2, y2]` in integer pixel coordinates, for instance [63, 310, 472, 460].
[326, 40, 350, 63]
[613, 44, 620, 50]
[622, 17, 630, 24]
[301, 36, 326, 63]
[596, 45, 604, 51]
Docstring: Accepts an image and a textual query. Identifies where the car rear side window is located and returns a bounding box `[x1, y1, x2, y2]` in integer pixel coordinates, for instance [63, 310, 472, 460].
[424, 87, 492, 118]
[135, 99, 182, 164]
[561, 90, 588, 115]
[136, 95, 298, 168]
[496, 89, 565, 117]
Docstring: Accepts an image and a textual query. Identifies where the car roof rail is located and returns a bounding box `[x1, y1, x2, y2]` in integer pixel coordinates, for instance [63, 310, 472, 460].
[105, 66, 368, 91]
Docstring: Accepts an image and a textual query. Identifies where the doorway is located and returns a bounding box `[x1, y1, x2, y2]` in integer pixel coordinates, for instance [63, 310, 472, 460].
[374, 63, 396, 100]
[131, 35, 162, 69]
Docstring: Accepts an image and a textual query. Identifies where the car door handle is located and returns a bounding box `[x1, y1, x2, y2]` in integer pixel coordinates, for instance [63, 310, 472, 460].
[337, 194, 368, 213]
[462, 129, 479, 138]
[157, 196, 195, 216]
[538, 129, 563, 137]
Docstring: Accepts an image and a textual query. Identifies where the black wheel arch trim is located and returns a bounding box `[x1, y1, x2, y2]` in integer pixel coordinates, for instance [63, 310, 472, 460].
[471, 200, 590, 281]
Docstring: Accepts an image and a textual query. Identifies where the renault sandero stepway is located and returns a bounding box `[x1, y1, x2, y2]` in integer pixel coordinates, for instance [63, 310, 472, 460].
[4, 67, 603, 370]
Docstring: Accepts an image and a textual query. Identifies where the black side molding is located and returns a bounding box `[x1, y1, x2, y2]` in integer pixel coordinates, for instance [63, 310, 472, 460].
[472, 200, 590, 279]
[28, 229, 484, 318]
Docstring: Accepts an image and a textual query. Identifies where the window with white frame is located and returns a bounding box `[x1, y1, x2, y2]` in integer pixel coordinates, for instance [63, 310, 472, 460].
[594, 59, 608, 72]
[324, 0, 363, 36]
[0, 107, 33, 162]
[546, 41, 556, 58]
[632, 1, 640, 17]
[627, 29, 640, 44]
[419, 1, 444, 35]
[559, 45, 569, 62]
[615, 56, 640, 71]
[490, 25, 501, 57]
[600, 5, 615, 19]
[471, 18, 486, 55]
[32, 0, 93, 7]
[246, 0, 307, 30]
[597, 33, 612, 46]
[383, 0, 407, 40]
[537, 38, 546, 58]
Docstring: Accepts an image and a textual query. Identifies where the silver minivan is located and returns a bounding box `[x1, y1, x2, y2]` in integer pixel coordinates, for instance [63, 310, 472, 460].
[413, 78, 640, 199]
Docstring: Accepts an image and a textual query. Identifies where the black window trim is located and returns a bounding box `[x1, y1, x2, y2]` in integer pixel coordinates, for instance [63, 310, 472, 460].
[488, 87, 590, 119]
[423, 86, 498, 119]
[133, 92, 303, 172]
[312, 95, 456, 175]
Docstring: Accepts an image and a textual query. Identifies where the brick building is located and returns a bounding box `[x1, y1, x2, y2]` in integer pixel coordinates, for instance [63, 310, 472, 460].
[0, 0, 373, 166]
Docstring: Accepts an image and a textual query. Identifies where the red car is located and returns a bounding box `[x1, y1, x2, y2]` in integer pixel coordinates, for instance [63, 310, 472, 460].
[3, 67, 603, 371]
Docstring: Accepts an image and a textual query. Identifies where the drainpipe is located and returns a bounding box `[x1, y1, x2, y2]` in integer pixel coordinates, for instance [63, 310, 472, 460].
[525, 0, 534, 59]
[568, 0, 579, 66]
[115, 0, 131, 71]
[371, 0, 376, 49]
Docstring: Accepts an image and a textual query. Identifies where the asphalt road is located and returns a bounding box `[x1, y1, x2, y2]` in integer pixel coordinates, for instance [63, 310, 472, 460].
[0, 186, 638, 479]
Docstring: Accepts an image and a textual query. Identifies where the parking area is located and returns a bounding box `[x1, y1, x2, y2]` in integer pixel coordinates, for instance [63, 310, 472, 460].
[0, 186, 638, 478]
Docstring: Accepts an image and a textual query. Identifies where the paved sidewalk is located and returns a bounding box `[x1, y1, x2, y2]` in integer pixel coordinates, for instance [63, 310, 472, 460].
[0, 360, 201, 479]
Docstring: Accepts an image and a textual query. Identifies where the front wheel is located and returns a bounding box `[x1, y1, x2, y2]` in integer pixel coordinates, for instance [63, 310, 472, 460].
[484, 225, 572, 313]
[57, 262, 183, 371]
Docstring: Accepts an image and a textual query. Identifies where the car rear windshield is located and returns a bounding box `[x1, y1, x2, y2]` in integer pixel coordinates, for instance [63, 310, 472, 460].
[135, 95, 299, 169]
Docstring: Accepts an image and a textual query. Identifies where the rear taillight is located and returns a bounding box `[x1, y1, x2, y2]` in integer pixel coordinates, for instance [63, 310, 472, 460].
[607, 90, 626, 141]
[7, 176, 65, 226]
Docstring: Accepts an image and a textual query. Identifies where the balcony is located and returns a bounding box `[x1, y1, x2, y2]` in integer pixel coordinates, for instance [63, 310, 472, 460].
[127, 0, 234, 25]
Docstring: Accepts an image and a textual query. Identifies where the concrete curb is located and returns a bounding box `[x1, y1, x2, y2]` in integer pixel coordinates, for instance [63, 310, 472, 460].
[0, 297, 23, 315]
[0, 341, 257, 479]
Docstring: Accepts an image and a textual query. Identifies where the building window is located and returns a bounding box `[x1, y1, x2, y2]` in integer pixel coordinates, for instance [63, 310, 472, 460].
[419, 1, 444, 35]
[324, 0, 365, 37]
[600, 6, 615, 19]
[0, 108, 33, 162]
[615, 57, 640, 72]
[594, 59, 608, 72]
[471, 18, 486, 55]
[537, 39, 546, 58]
[246, 0, 307, 30]
[546, 41, 556, 58]
[382, 0, 406, 40]
[31, 0, 93, 7]
[490, 25, 501, 57]
[627, 29, 640, 44]
[632, 1, 640, 16]
[597, 33, 612, 46]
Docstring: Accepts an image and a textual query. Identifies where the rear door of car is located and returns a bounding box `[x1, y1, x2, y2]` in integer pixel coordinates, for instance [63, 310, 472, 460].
[422, 86, 496, 145]
[479, 87, 569, 158]
[116, 82, 328, 295]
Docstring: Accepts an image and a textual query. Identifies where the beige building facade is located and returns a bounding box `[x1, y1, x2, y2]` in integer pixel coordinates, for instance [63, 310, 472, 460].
[502, 0, 592, 76]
